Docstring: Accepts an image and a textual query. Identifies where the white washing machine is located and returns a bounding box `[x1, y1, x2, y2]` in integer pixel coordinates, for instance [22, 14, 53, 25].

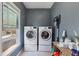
[24, 26, 37, 51]
[39, 26, 52, 52]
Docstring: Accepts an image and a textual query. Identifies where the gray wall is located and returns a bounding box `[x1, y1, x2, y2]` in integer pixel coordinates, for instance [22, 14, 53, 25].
[51, 2, 79, 40]
[10, 2, 26, 56]
[25, 9, 51, 27]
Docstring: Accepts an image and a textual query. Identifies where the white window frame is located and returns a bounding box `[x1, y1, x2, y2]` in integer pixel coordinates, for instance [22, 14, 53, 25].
[0, 2, 21, 56]
[0, 2, 2, 56]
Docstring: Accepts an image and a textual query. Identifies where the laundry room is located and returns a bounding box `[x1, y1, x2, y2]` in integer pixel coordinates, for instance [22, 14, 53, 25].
[0, 2, 79, 56]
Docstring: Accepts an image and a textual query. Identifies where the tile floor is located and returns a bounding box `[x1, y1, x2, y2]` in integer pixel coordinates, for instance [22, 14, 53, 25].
[19, 50, 51, 56]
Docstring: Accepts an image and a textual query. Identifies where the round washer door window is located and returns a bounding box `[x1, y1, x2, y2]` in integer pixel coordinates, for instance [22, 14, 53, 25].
[41, 31, 50, 40]
[26, 31, 35, 40]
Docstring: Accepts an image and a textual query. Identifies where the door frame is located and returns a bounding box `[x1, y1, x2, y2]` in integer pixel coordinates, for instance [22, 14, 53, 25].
[0, 2, 21, 56]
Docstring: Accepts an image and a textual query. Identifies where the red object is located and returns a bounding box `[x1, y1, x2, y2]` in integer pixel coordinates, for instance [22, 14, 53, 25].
[53, 52, 60, 56]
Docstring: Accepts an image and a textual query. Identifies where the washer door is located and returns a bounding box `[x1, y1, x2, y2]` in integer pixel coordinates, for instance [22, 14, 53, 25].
[26, 30, 35, 40]
[41, 30, 51, 41]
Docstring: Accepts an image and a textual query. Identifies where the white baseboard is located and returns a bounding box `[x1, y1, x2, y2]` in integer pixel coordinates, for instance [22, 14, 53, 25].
[17, 48, 23, 56]
[2, 44, 20, 56]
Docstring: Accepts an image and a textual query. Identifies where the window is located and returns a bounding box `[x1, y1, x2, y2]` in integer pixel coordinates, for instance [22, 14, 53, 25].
[0, 2, 20, 55]
[3, 4, 17, 29]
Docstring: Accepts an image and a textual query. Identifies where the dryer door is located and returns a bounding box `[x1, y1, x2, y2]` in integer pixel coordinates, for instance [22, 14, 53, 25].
[41, 30, 51, 41]
[26, 30, 36, 40]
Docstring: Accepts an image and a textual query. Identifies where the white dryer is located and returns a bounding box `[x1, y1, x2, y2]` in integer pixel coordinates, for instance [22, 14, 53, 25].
[39, 26, 52, 52]
[24, 26, 37, 51]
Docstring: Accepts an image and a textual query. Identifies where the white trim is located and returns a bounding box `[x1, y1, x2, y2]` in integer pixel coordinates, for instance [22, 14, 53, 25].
[16, 48, 23, 56]
[3, 2, 20, 13]
[1, 2, 21, 56]
[0, 2, 2, 56]
[2, 44, 20, 56]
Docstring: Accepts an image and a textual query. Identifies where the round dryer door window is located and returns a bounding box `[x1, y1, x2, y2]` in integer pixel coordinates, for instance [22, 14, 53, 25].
[26, 31, 35, 40]
[41, 31, 50, 40]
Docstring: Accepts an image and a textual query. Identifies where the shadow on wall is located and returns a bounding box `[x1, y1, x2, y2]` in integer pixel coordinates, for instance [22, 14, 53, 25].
[25, 9, 52, 27]
[51, 2, 79, 40]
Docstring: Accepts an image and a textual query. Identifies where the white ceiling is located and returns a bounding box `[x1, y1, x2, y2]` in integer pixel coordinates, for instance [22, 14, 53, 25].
[23, 2, 54, 9]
